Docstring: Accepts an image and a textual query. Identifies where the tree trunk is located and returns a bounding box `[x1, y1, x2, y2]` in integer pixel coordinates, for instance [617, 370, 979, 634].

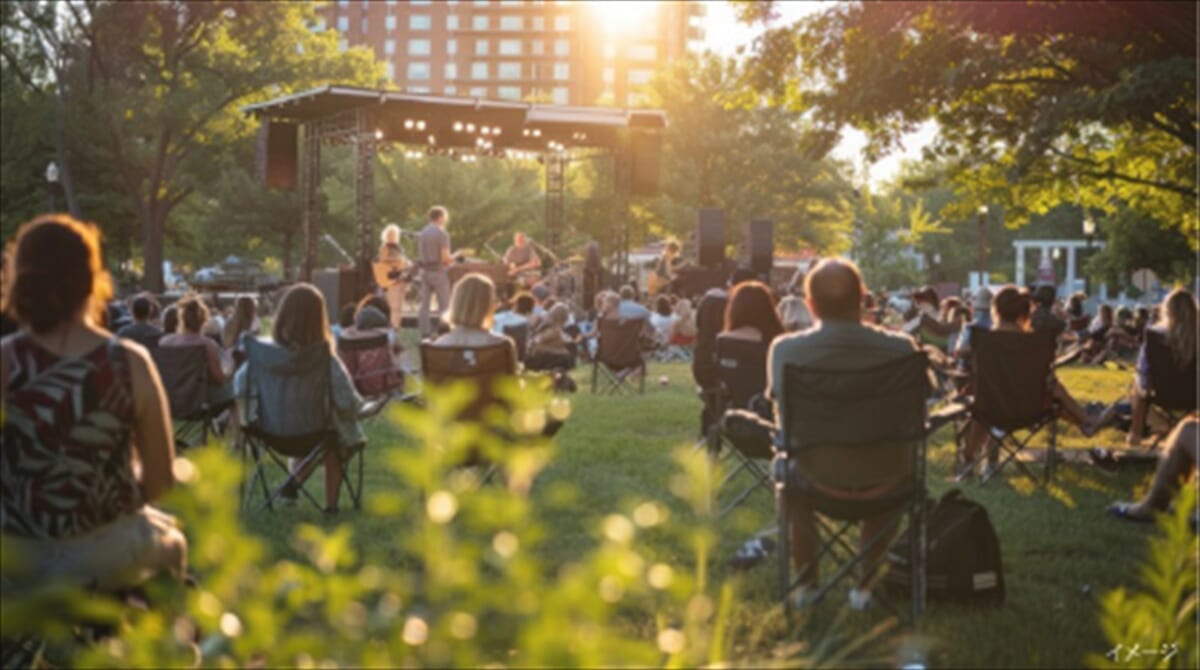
[53, 74, 81, 218]
[141, 206, 166, 293]
[282, 229, 294, 280]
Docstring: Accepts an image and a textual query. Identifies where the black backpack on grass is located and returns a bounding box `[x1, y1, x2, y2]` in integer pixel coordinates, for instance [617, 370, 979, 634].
[885, 489, 1005, 606]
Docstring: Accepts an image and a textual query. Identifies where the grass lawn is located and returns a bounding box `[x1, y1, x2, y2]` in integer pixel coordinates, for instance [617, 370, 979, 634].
[240, 361, 1165, 668]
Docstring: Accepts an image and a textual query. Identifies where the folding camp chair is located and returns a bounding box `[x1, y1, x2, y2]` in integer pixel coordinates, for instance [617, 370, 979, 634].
[1140, 329, 1199, 448]
[150, 345, 229, 448]
[239, 336, 364, 512]
[420, 341, 517, 484]
[502, 323, 530, 365]
[337, 329, 404, 400]
[775, 352, 955, 622]
[708, 336, 772, 517]
[591, 318, 647, 395]
[960, 327, 1060, 485]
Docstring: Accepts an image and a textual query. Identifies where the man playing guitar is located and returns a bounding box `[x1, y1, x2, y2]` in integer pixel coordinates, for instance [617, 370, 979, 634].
[374, 224, 409, 329]
[503, 231, 543, 291]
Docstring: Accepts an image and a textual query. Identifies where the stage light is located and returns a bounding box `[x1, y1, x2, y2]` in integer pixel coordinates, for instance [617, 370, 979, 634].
[416, 120, 426, 131]
[453, 121, 464, 132]
[404, 119, 414, 130]
[466, 123, 476, 133]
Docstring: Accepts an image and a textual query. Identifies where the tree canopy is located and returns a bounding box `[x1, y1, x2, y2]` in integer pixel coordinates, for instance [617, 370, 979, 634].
[736, 1, 1198, 246]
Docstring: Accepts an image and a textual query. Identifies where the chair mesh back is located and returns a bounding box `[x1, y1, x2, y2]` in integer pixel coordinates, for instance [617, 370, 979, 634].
[420, 342, 515, 424]
[502, 324, 530, 363]
[337, 330, 401, 397]
[150, 345, 211, 419]
[715, 336, 768, 411]
[782, 352, 930, 451]
[970, 327, 1055, 431]
[243, 337, 332, 437]
[1144, 329, 1199, 412]
[596, 318, 645, 370]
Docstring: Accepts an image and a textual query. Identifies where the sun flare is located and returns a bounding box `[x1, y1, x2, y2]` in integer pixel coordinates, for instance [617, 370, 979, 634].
[589, 0, 661, 36]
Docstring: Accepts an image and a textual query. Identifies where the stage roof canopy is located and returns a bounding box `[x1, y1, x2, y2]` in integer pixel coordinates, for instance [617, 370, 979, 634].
[243, 85, 666, 154]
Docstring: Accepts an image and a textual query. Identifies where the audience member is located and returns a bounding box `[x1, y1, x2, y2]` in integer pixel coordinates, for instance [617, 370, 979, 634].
[235, 283, 365, 511]
[649, 295, 676, 342]
[162, 303, 179, 337]
[333, 303, 356, 341]
[160, 296, 234, 406]
[222, 296, 259, 360]
[117, 293, 164, 350]
[493, 293, 535, 334]
[669, 298, 697, 346]
[767, 258, 922, 611]
[1, 215, 186, 591]
[1126, 288, 1198, 448]
[1109, 417, 1198, 523]
[617, 285, 651, 321]
[692, 267, 758, 431]
[431, 273, 518, 370]
[723, 281, 784, 344]
[1029, 285, 1065, 339]
[527, 303, 576, 371]
[778, 283, 814, 332]
[958, 285, 1112, 477]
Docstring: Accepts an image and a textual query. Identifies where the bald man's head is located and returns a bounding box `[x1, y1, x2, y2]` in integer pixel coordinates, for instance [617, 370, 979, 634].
[804, 258, 865, 322]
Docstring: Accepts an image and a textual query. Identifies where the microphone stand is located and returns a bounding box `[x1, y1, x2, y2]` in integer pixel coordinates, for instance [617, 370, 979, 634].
[321, 234, 356, 267]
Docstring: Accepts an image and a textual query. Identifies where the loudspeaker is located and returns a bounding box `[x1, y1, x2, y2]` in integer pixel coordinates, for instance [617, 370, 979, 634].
[697, 208, 725, 268]
[675, 266, 728, 300]
[749, 219, 774, 276]
[630, 131, 661, 197]
[256, 120, 298, 191]
[312, 267, 359, 323]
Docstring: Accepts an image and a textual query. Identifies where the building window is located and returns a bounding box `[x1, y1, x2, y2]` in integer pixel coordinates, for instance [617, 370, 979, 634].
[499, 39, 522, 55]
[554, 39, 569, 56]
[447, 15, 459, 30]
[409, 86, 431, 94]
[603, 43, 615, 59]
[628, 68, 653, 85]
[469, 86, 488, 97]
[409, 39, 431, 56]
[472, 15, 489, 30]
[408, 62, 431, 81]
[386, 62, 395, 80]
[361, 16, 368, 33]
[602, 67, 614, 84]
[384, 39, 395, 55]
[337, 0, 348, 5]
[473, 0, 489, 5]
[497, 86, 521, 100]
[410, 15, 431, 30]
[554, 15, 570, 31]
[471, 62, 489, 80]
[552, 62, 569, 80]
[410, 0, 431, 4]
[629, 44, 657, 61]
[445, 63, 458, 79]
[531, 40, 544, 55]
[498, 62, 521, 80]
[552, 87, 569, 105]
[385, 15, 396, 31]
[448, 39, 457, 55]
[499, 15, 523, 31]
[315, 17, 327, 31]
[445, 85, 458, 95]
[532, 16, 544, 30]
[337, 16, 348, 31]
[475, 39, 489, 56]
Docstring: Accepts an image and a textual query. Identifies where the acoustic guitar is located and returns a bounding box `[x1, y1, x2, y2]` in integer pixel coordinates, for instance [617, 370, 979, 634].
[373, 259, 409, 288]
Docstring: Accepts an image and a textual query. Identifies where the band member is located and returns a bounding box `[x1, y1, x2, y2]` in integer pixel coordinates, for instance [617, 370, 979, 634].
[652, 240, 681, 295]
[418, 206, 453, 338]
[504, 232, 542, 278]
[378, 224, 407, 330]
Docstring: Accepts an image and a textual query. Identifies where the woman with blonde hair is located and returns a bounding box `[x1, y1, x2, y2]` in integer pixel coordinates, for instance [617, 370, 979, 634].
[1126, 288, 1198, 447]
[1, 215, 186, 592]
[431, 273, 517, 370]
[377, 223, 408, 330]
[669, 297, 697, 345]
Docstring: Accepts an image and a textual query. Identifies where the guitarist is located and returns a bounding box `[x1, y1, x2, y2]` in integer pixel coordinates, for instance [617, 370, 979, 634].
[503, 231, 542, 291]
[652, 240, 681, 296]
[417, 206, 454, 339]
[377, 224, 408, 330]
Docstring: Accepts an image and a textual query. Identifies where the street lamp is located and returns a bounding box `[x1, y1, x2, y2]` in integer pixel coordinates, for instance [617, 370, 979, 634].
[1082, 213, 1096, 294]
[976, 205, 988, 288]
[45, 161, 59, 212]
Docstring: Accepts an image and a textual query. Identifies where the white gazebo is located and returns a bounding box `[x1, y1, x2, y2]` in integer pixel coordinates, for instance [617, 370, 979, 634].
[1013, 238, 1107, 298]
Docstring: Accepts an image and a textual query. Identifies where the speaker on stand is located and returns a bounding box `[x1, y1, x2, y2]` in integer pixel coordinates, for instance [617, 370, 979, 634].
[697, 208, 725, 268]
[748, 219, 774, 278]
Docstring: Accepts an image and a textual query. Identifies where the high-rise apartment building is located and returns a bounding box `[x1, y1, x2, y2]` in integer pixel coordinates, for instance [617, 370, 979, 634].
[317, 0, 705, 106]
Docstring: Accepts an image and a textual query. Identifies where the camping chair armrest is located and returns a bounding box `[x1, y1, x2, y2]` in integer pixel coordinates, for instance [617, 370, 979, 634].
[927, 402, 969, 434]
[1054, 346, 1084, 369]
[359, 397, 390, 419]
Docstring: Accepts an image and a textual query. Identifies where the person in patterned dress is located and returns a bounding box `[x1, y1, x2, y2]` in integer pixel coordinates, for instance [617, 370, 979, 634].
[1, 215, 187, 595]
